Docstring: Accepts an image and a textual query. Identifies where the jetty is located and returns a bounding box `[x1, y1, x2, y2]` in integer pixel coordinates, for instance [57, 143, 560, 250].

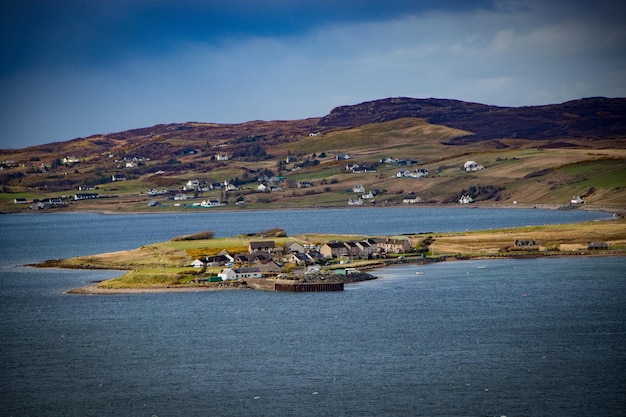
[275, 282, 344, 292]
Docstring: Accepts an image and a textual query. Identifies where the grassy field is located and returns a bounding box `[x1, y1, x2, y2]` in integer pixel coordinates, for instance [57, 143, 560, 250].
[425, 218, 626, 255]
[2, 117, 625, 213]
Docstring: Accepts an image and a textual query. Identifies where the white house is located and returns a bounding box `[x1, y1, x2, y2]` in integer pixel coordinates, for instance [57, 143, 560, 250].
[216, 154, 229, 161]
[571, 196, 584, 204]
[186, 179, 200, 187]
[190, 259, 206, 268]
[352, 184, 365, 193]
[348, 198, 364, 206]
[397, 169, 428, 178]
[218, 267, 262, 281]
[403, 195, 421, 204]
[192, 199, 221, 207]
[463, 161, 484, 172]
[459, 194, 474, 204]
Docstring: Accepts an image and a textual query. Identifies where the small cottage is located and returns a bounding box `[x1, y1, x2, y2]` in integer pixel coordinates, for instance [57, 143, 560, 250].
[218, 267, 262, 281]
[588, 242, 608, 250]
[463, 161, 484, 172]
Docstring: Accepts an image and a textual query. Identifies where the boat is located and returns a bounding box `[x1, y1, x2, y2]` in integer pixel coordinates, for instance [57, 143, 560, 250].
[415, 271, 425, 275]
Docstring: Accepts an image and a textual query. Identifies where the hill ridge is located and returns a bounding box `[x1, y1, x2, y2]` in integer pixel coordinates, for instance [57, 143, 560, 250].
[319, 96, 626, 142]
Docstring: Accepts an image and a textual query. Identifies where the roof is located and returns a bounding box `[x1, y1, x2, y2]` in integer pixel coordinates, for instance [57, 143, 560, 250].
[325, 241, 348, 248]
[249, 241, 276, 249]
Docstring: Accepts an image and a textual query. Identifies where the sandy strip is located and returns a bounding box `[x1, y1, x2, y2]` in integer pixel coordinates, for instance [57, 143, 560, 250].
[66, 285, 243, 294]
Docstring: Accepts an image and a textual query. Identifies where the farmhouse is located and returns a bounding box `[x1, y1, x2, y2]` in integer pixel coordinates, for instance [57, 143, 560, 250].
[192, 199, 221, 207]
[514, 239, 536, 247]
[397, 169, 429, 178]
[463, 161, 484, 172]
[403, 194, 421, 204]
[63, 156, 80, 164]
[74, 193, 99, 200]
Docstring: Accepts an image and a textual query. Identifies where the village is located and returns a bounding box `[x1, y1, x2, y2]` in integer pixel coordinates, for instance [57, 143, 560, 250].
[189, 236, 416, 284]
[10, 151, 509, 210]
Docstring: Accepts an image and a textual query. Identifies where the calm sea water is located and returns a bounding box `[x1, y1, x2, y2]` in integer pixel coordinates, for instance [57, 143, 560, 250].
[1, 209, 624, 416]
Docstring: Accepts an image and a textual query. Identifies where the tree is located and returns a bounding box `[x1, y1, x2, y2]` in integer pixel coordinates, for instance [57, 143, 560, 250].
[417, 236, 435, 253]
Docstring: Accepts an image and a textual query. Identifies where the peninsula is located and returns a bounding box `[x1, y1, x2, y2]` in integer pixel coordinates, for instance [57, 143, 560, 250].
[34, 218, 626, 294]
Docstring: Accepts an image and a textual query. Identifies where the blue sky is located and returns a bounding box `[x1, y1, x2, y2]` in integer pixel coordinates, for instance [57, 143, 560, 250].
[1, 0, 625, 149]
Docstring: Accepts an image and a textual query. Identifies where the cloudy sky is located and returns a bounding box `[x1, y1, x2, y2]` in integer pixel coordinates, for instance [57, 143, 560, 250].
[1, 0, 625, 149]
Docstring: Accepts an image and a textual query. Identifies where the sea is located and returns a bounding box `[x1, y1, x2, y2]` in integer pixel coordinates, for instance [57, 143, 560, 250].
[1, 207, 625, 417]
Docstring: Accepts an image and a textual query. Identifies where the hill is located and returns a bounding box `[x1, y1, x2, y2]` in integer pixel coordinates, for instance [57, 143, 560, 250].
[1, 97, 625, 213]
[320, 96, 626, 142]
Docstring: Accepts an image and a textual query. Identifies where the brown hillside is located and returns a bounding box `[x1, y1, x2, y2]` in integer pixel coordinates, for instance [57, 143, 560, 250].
[318, 97, 626, 142]
[1, 96, 625, 213]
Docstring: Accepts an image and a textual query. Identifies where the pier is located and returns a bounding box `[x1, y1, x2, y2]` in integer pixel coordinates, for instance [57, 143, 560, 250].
[274, 282, 344, 292]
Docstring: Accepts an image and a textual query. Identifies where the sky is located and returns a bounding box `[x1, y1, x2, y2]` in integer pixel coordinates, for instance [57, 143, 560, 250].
[1, 0, 625, 149]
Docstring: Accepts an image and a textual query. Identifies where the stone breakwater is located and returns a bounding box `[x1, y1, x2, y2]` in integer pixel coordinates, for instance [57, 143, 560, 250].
[300, 271, 378, 284]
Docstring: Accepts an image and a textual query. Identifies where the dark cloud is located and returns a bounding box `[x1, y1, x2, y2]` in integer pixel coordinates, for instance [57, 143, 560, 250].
[0, 0, 495, 76]
[1, 0, 624, 148]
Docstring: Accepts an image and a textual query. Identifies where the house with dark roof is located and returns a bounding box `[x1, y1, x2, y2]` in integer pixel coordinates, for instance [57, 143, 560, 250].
[588, 242, 608, 250]
[248, 241, 277, 253]
[320, 241, 350, 258]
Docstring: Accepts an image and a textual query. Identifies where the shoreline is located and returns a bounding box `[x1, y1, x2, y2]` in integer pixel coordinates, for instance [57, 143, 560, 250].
[65, 251, 626, 295]
[18, 206, 621, 295]
[5, 202, 626, 218]
[66, 285, 245, 295]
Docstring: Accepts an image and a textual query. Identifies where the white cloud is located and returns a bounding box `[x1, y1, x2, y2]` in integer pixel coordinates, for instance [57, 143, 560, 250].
[1, 1, 625, 148]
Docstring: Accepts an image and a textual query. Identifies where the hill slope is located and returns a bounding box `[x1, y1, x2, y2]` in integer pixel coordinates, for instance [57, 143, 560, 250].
[319, 97, 626, 142]
[1, 97, 625, 213]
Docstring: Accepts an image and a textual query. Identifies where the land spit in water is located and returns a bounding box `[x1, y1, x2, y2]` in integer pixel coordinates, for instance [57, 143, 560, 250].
[34, 217, 626, 294]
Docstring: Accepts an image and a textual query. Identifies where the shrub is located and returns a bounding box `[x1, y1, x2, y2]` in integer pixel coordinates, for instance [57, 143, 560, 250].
[172, 230, 215, 241]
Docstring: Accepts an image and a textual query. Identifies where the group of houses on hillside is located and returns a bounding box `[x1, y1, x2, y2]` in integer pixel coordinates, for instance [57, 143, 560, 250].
[397, 168, 429, 178]
[191, 237, 415, 280]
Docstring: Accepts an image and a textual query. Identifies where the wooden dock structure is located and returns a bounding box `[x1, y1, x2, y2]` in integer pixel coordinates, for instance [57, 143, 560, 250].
[244, 278, 344, 292]
[274, 282, 344, 292]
